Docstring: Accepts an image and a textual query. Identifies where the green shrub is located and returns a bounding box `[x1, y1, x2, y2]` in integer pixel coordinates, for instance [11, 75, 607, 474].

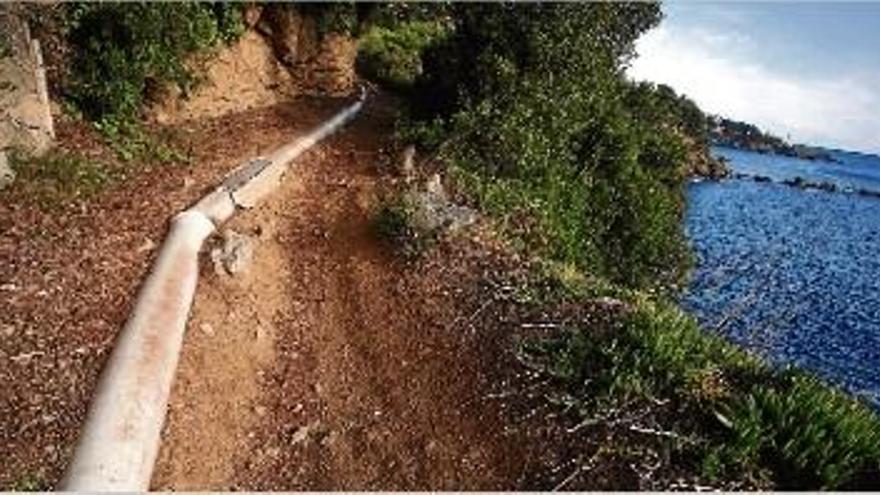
[522, 268, 880, 489]
[92, 118, 186, 164]
[441, 98, 691, 290]
[210, 3, 245, 44]
[357, 21, 449, 89]
[714, 375, 880, 488]
[56, 3, 243, 161]
[64, 2, 244, 124]
[359, 3, 451, 28]
[400, 4, 698, 291]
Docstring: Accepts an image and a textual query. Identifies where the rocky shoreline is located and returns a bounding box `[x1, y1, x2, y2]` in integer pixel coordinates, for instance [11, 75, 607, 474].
[723, 171, 880, 199]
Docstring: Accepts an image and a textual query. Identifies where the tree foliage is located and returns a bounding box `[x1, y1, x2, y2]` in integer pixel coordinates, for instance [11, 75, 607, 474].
[64, 2, 245, 123]
[357, 20, 449, 90]
[403, 3, 704, 289]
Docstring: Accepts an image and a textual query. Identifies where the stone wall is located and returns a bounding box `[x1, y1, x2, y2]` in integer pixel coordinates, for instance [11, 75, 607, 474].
[0, 6, 54, 157]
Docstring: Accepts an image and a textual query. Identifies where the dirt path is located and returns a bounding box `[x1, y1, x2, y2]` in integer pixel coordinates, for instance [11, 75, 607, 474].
[0, 98, 346, 489]
[1, 93, 599, 491]
[151, 98, 576, 490]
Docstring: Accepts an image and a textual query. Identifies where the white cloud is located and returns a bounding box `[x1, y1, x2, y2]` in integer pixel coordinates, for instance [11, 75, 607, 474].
[627, 25, 880, 154]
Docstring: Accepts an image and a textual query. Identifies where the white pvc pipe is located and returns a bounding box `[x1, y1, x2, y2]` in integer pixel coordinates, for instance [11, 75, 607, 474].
[60, 89, 366, 492]
[59, 211, 214, 491]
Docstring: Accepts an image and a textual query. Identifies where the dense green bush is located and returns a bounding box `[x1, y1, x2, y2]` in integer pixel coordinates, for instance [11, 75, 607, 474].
[710, 374, 880, 488]
[296, 2, 359, 38]
[357, 21, 449, 90]
[625, 82, 710, 145]
[64, 2, 244, 124]
[397, 4, 704, 290]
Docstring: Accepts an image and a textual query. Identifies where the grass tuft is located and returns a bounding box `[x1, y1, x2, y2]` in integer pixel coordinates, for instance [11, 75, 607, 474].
[8, 472, 46, 492]
[373, 196, 435, 259]
[7, 149, 113, 205]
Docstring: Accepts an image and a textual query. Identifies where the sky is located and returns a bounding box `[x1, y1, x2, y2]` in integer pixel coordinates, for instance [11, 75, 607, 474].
[627, 2, 880, 154]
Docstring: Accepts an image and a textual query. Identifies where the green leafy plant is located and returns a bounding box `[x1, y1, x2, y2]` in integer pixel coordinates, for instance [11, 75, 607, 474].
[302, 2, 359, 38]
[521, 267, 880, 489]
[56, 3, 242, 162]
[92, 117, 186, 164]
[714, 374, 880, 488]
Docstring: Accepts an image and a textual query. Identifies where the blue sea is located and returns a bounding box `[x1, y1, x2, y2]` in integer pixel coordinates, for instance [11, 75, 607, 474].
[683, 146, 880, 406]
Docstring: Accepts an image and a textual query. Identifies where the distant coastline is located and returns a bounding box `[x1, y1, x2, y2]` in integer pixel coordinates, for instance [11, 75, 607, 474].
[708, 115, 838, 163]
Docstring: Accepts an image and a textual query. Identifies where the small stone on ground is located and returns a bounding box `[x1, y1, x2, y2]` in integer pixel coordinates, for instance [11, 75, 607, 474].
[211, 230, 256, 276]
[0, 151, 15, 190]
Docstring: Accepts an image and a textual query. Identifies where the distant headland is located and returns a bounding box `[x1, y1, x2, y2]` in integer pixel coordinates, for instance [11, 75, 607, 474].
[708, 116, 838, 162]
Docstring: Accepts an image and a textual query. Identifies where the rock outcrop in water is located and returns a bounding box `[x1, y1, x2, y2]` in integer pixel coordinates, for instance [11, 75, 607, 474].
[729, 172, 880, 198]
[781, 176, 838, 193]
[683, 135, 730, 180]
